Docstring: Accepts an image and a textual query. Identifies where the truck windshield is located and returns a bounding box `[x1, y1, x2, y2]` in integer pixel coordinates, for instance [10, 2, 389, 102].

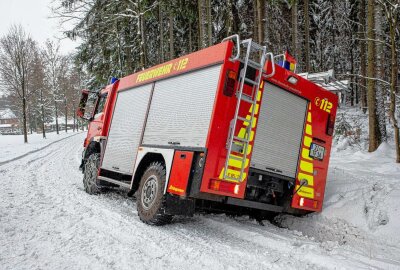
[94, 94, 108, 117]
[83, 92, 98, 119]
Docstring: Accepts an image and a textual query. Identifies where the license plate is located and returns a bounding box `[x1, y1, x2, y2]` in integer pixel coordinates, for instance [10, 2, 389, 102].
[309, 143, 325, 160]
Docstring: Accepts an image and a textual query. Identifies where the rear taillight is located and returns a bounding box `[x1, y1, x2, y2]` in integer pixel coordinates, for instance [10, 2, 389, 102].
[223, 70, 237, 97]
[326, 114, 335, 136]
[209, 179, 239, 194]
[299, 197, 318, 209]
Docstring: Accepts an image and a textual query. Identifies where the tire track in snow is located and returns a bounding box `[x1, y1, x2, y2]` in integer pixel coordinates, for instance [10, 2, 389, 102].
[1, 134, 399, 270]
[0, 132, 82, 167]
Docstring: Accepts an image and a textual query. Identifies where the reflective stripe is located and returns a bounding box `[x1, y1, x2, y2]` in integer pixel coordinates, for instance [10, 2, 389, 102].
[300, 160, 313, 174]
[307, 112, 312, 123]
[237, 129, 255, 142]
[219, 168, 247, 181]
[306, 124, 312, 136]
[296, 185, 314, 199]
[297, 105, 315, 200]
[249, 130, 255, 141]
[298, 172, 314, 186]
[238, 128, 246, 139]
[301, 148, 312, 161]
[228, 155, 249, 169]
[248, 104, 260, 115]
[303, 136, 312, 148]
[243, 115, 257, 128]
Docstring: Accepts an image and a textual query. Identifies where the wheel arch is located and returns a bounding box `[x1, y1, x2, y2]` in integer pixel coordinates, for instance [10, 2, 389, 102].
[84, 136, 107, 160]
[84, 141, 101, 160]
[130, 148, 175, 195]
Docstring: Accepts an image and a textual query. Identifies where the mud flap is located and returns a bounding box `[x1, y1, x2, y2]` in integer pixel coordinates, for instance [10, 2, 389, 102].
[165, 194, 195, 216]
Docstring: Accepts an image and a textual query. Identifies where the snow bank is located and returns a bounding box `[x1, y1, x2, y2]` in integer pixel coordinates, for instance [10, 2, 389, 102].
[278, 108, 400, 265]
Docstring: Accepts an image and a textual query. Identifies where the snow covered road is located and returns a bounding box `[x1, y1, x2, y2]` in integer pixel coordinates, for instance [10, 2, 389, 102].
[1, 133, 400, 270]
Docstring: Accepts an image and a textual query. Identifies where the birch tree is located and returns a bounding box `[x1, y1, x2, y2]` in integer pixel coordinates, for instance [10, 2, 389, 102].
[42, 40, 64, 134]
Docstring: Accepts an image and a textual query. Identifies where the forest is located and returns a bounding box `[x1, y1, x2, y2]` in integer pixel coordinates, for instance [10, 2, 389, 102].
[1, 0, 399, 162]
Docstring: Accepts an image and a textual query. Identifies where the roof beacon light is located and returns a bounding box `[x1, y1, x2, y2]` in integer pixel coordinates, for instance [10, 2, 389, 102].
[288, 76, 298, 85]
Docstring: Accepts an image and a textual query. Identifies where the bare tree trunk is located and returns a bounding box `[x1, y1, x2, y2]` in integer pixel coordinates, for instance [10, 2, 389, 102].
[264, 2, 269, 48]
[206, 0, 212, 46]
[125, 19, 133, 73]
[389, 15, 400, 162]
[169, 14, 174, 60]
[291, 1, 298, 59]
[304, 0, 311, 72]
[55, 100, 59, 134]
[226, 0, 233, 36]
[253, 0, 258, 42]
[73, 102, 76, 132]
[198, 0, 204, 49]
[350, 48, 355, 106]
[22, 96, 28, 143]
[65, 99, 68, 133]
[28, 103, 33, 134]
[40, 88, 46, 138]
[189, 20, 192, 52]
[359, 0, 367, 113]
[159, 3, 164, 63]
[366, 0, 380, 152]
[375, 3, 387, 141]
[140, 13, 147, 67]
[256, 0, 265, 45]
[136, 3, 145, 69]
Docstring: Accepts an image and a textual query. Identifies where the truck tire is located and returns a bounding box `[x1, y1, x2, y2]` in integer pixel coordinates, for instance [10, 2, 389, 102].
[137, 162, 173, 225]
[83, 153, 102, 194]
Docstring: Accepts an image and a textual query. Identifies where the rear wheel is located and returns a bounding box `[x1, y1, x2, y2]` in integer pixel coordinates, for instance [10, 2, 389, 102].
[137, 162, 172, 225]
[83, 153, 102, 194]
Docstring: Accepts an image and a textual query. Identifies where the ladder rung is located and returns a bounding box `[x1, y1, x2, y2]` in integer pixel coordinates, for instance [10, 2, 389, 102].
[250, 42, 265, 51]
[244, 77, 258, 85]
[247, 59, 262, 69]
[242, 40, 264, 51]
[240, 95, 257, 104]
[237, 116, 251, 123]
[233, 136, 249, 143]
[228, 155, 245, 161]
[226, 176, 240, 181]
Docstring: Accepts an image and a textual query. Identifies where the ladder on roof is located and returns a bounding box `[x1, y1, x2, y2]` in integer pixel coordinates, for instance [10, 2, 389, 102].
[221, 35, 275, 182]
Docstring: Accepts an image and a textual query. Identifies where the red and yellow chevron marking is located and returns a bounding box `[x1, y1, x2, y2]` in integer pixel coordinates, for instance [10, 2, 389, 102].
[218, 82, 264, 182]
[296, 104, 315, 199]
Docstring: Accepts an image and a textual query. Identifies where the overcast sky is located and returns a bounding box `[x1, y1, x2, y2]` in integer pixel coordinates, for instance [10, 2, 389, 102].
[0, 0, 79, 54]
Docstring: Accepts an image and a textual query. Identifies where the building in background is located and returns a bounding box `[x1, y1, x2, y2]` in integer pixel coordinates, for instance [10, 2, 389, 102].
[0, 108, 20, 134]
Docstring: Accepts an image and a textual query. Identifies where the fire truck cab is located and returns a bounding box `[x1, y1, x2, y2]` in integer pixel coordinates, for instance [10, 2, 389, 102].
[77, 35, 338, 225]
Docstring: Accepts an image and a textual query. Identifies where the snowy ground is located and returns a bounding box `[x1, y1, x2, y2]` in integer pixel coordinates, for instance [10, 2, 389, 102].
[0, 131, 81, 163]
[1, 129, 400, 269]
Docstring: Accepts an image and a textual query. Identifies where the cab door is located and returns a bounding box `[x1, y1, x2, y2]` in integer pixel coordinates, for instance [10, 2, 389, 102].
[85, 93, 108, 145]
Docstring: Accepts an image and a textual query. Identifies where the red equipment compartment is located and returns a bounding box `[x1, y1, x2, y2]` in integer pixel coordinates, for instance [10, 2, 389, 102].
[167, 151, 194, 196]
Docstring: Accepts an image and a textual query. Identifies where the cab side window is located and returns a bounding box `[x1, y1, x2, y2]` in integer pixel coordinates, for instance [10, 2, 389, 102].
[94, 94, 108, 116]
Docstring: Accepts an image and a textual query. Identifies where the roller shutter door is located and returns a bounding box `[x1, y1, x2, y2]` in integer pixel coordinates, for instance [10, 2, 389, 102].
[101, 84, 152, 174]
[143, 65, 221, 147]
[251, 82, 307, 179]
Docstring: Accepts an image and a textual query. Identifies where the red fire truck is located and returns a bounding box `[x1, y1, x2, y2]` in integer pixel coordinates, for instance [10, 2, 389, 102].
[77, 35, 338, 225]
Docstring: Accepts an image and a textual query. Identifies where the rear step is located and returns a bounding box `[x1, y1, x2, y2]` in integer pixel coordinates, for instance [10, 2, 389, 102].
[98, 176, 131, 188]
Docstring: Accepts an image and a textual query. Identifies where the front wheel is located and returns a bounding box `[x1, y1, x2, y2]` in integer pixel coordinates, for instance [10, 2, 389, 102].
[83, 153, 102, 194]
[137, 162, 173, 225]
